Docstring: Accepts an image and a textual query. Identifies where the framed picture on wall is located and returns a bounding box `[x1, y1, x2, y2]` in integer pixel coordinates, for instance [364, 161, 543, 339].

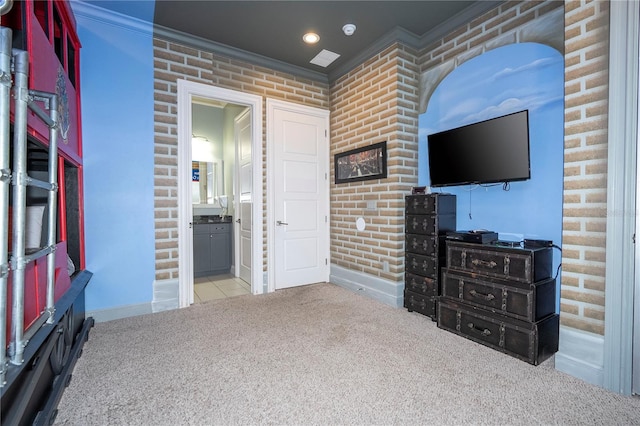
[334, 141, 387, 184]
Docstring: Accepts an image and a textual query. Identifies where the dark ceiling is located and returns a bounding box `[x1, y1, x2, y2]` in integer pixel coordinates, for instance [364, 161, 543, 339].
[86, 1, 500, 81]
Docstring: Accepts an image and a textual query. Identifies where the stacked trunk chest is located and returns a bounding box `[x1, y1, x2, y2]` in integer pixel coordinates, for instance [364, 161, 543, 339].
[438, 241, 559, 365]
[404, 193, 456, 319]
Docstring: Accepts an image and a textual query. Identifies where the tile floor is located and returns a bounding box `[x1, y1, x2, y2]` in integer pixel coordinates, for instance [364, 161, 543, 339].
[194, 273, 251, 303]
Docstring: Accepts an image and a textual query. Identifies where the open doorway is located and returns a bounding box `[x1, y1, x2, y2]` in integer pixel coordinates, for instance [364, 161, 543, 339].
[191, 101, 249, 302]
[177, 80, 263, 308]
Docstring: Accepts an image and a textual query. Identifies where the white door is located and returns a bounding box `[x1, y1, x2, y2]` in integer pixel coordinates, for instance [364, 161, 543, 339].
[269, 100, 329, 290]
[235, 108, 252, 284]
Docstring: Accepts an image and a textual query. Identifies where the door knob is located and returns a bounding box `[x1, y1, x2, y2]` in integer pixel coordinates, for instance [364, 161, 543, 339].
[236, 218, 241, 223]
[276, 220, 289, 226]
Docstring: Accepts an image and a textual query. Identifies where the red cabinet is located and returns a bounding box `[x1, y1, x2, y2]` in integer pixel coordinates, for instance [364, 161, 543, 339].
[3, 0, 84, 349]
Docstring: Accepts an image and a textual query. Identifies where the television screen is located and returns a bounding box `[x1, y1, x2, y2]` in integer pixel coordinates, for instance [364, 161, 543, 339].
[427, 110, 531, 187]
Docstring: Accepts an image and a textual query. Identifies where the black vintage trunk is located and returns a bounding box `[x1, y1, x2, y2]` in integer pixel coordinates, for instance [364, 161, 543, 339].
[441, 269, 556, 322]
[446, 241, 553, 283]
[438, 299, 559, 365]
[438, 240, 559, 365]
[403, 193, 456, 320]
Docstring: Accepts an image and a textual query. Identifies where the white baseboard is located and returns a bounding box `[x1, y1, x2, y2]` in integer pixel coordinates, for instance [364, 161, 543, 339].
[87, 302, 153, 323]
[87, 279, 181, 323]
[555, 326, 604, 388]
[330, 264, 403, 308]
[152, 278, 179, 313]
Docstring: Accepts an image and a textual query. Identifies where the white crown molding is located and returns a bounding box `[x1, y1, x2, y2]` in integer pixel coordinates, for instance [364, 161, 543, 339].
[153, 1, 503, 84]
[419, 1, 503, 48]
[328, 26, 421, 82]
[70, 0, 154, 36]
[71, 1, 504, 84]
[328, 1, 503, 82]
[153, 24, 329, 84]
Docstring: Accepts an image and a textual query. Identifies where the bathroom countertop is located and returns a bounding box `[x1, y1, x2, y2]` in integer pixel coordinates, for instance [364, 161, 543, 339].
[193, 215, 232, 225]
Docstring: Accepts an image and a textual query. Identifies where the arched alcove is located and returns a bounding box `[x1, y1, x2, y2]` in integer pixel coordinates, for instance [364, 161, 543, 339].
[418, 42, 564, 310]
[418, 7, 563, 114]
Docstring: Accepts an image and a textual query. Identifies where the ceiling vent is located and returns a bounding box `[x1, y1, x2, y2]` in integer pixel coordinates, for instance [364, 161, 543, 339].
[310, 49, 340, 68]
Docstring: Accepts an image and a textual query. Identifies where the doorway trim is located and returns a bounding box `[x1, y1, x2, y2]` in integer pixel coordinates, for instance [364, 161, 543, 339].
[604, 0, 638, 396]
[177, 80, 263, 307]
[265, 98, 330, 293]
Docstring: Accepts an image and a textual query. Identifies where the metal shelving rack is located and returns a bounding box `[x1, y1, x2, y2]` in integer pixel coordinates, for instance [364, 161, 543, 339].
[0, 26, 60, 384]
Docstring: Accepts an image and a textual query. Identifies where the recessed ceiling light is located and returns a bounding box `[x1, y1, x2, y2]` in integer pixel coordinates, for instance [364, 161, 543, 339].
[303, 32, 320, 44]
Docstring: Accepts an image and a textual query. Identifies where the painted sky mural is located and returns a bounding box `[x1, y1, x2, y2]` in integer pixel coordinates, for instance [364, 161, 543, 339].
[420, 43, 563, 141]
[418, 42, 564, 308]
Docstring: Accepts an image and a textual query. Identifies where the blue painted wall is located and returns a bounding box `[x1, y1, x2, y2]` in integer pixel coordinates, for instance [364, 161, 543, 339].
[418, 43, 564, 308]
[75, 2, 156, 311]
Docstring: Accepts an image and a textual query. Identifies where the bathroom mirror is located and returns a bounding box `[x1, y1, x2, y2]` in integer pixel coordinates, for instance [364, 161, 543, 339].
[192, 160, 223, 206]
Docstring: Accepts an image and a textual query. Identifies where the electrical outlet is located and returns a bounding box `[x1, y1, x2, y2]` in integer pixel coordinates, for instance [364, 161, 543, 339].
[382, 260, 389, 272]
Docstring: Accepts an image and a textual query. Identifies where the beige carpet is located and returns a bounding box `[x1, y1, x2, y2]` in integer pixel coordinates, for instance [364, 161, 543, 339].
[55, 283, 640, 425]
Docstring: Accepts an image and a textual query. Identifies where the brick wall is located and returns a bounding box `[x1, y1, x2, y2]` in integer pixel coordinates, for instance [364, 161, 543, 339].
[153, 39, 330, 282]
[415, 0, 609, 335]
[329, 44, 419, 282]
[561, 0, 609, 335]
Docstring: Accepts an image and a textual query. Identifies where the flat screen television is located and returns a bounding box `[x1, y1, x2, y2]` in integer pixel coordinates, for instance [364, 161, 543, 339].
[427, 110, 531, 187]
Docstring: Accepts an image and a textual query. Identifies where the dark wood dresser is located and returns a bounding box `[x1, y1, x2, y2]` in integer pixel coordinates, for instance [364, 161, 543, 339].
[404, 193, 456, 320]
[438, 241, 559, 365]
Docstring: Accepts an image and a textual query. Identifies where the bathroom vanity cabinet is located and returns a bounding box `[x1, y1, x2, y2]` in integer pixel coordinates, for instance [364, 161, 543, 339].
[193, 222, 232, 277]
